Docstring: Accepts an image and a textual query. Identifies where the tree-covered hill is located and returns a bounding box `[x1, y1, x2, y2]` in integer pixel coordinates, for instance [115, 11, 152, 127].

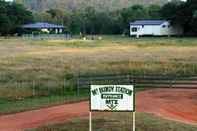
[15, 0, 167, 12]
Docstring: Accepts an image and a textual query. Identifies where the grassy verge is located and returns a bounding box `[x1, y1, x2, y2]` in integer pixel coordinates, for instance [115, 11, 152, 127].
[27, 112, 197, 131]
[0, 88, 146, 115]
[0, 90, 88, 115]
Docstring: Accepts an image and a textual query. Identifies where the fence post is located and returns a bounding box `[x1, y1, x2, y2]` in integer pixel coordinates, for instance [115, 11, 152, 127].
[127, 74, 130, 85]
[15, 81, 18, 100]
[77, 75, 80, 96]
[63, 78, 66, 96]
[170, 76, 174, 88]
[133, 111, 136, 131]
[32, 80, 35, 97]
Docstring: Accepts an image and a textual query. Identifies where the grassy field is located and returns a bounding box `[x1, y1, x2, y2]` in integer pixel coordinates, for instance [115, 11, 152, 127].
[1, 36, 197, 114]
[28, 112, 197, 131]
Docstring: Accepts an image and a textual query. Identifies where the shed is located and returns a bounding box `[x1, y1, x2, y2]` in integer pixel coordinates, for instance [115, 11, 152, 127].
[130, 20, 183, 36]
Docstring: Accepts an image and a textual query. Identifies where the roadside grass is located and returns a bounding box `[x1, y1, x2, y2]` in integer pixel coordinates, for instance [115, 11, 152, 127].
[1, 36, 197, 113]
[0, 87, 145, 115]
[0, 90, 88, 115]
[27, 112, 197, 131]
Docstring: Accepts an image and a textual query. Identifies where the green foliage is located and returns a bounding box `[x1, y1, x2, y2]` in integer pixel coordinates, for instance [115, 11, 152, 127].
[120, 5, 150, 34]
[147, 4, 162, 19]
[4, 0, 197, 35]
[15, 0, 167, 12]
[161, 0, 197, 35]
[33, 4, 162, 35]
[0, 1, 34, 35]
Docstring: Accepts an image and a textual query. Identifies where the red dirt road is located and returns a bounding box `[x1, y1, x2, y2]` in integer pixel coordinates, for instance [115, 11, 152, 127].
[0, 102, 89, 131]
[137, 88, 197, 125]
[0, 88, 197, 131]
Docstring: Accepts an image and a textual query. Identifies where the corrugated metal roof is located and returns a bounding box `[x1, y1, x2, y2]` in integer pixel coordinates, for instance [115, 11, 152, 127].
[22, 22, 64, 29]
[130, 20, 166, 25]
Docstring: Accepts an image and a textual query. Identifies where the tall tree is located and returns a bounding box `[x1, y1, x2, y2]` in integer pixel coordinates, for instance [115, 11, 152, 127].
[161, 0, 197, 35]
[147, 4, 161, 19]
[0, 1, 34, 35]
[120, 5, 149, 34]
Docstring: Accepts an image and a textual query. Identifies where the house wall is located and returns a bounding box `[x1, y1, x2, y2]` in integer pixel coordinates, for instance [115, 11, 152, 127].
[142, 25, 161, 35]
[130, 21, 183, 36]
[160, 22, 183, 36]
[130, 25, 161, 36]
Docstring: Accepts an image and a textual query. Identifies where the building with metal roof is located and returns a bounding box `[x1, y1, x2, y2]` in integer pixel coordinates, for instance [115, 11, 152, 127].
[22, 22, 64, 29]
[130, 20, 183, 37]
[130, 20, 166, 26]
[22, 22, 64, 34]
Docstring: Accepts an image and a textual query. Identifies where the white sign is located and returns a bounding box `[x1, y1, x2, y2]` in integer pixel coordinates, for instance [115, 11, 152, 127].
[90, 85, 135, 111]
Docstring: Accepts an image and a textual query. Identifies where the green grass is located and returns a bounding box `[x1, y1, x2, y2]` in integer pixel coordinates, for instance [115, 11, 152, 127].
[0, 87, 146, 114]
[0, 91, 88, 115]
[27, 112, 197, 131]
[29, 35, 197, 47]
[83, 36, 197, 47]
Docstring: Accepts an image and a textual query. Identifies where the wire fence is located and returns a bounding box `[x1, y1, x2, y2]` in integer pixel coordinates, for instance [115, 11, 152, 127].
[22, 34, 71, 40]
[0, 73, 197, 113]
[77, 74, 197, 95]
[0, 73, 197, 99]
[1, 73, 197, 100]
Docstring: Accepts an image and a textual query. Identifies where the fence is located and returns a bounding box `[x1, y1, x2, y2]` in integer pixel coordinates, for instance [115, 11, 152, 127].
[1, 74, 197, 100]
[22, 34, 71, 40]
[77, 74, 197, 95]
[0, 73, 197, 113]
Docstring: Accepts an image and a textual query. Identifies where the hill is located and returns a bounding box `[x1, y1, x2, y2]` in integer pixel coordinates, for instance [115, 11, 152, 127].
[15, 0, 167, 12]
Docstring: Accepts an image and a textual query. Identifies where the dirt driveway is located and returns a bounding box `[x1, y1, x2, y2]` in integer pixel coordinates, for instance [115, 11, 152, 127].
[0, 88, 197, 131]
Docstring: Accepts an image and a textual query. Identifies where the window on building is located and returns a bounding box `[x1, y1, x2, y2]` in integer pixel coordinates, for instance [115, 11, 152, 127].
[131, 27, 138, 32]
[142, 25, 144, 28]
[162, 25, 166, 28]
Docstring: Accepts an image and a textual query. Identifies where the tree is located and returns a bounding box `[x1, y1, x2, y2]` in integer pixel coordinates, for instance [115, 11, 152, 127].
[160, 2, 178, 20]
[120, 5, 149, 34]
[0, 1, 34, 35]
[187, 0, 197, 34]
[0, 1, 11, 35]
[46, 9, 65, 24]
[161, 0, 197, 35]
[33, 12, 52, 23]
[147, 4, 161, 19]
[68, 11, 83, 34]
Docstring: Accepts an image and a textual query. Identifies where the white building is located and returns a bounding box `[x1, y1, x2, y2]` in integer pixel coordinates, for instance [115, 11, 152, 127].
[130, 20, 183, 36]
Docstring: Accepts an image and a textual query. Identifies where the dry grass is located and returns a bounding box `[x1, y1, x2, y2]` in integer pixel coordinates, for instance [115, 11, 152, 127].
[1, 36, 196, 129]
[0, 37, 197, 90]
[0, 36, 197, 110]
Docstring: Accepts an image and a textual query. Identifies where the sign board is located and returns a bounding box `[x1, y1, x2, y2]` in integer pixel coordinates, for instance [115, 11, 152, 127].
[90, 85, 135, 112]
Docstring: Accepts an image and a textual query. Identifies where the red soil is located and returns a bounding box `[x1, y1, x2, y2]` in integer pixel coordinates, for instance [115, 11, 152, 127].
[137, 88, 197, 125]
[0, 102, 89, 131]
[0, 88, 196, 131]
